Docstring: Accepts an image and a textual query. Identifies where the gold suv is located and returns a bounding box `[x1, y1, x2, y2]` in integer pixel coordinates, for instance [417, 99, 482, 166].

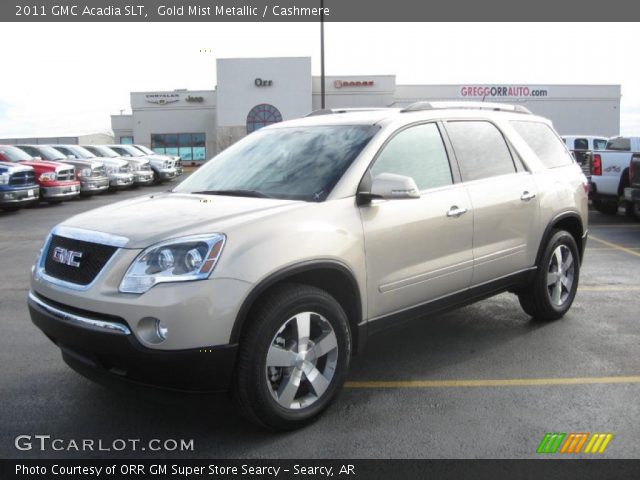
[28, 102, 589, 430]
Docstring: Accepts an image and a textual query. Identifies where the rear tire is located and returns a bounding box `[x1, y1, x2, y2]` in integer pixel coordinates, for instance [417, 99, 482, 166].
[233, 283, 351, 430]
[593, 198, 619, 215]
[624, 201, 640, 221]
[517, 230, 580, 321]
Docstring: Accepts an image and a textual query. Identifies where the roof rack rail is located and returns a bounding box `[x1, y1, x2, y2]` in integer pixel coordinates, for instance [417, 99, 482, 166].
[400, 101, 532, 114]
[305, 107, 396, 117]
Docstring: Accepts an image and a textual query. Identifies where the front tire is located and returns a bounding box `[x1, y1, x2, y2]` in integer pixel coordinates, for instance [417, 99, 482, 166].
[518, 230, 580, 321]
[233, 283, 351, 430]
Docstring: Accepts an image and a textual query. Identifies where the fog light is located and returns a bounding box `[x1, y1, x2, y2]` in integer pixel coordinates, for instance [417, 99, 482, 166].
[138, 317, 168, 344]
[155, 319, 168, 341]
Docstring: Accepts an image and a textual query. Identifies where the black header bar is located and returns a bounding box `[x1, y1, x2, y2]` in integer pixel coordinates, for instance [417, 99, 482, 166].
[4, 0, 640, 22]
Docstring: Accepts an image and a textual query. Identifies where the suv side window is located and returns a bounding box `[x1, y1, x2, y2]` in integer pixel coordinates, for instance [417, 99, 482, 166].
[574, 138, 589, 150]
[510, 121, 574, 168]
[371, 123, 452, 191]
[445, 121, 516, 182]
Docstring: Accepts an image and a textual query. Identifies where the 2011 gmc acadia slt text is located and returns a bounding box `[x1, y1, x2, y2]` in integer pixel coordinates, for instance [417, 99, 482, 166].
[28, 102, 589, 430]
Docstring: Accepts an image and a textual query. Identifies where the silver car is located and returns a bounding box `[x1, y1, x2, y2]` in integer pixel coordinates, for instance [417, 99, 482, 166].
[51, 145, 134, 191]
[107, 145, 178, 184]
[28, 102, 588, 430]
[83, 145, 154, 186]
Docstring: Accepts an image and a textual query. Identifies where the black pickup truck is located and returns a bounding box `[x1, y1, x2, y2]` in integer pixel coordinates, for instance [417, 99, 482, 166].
[624, 154, 640, 220]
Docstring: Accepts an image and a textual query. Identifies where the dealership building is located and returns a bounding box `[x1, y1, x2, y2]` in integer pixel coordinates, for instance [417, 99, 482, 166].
[110, 56, 621, 164]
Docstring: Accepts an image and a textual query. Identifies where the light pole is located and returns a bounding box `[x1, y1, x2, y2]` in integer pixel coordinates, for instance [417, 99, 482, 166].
[320, 0, 325, 109]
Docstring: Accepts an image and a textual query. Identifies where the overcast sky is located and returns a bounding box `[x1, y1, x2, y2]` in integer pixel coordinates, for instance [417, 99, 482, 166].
[1, 22, 639, 137]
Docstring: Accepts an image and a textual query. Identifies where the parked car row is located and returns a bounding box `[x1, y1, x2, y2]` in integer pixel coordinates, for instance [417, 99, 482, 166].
[0, 144, 182, 212]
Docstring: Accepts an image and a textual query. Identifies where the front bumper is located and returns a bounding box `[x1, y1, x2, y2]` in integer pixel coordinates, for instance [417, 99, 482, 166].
[109, 173, 135, 189]
[132, 171, 154, 185]
[40, 183, 81, 200]
[624, 187, 640, 204]
[80, 176, 110, 194]
[154, 167, 178, 181]
[0, 185, 39, 206]
[28, 291, 238, 391]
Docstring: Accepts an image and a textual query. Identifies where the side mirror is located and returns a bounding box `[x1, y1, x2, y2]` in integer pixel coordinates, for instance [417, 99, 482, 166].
[358, 172, 420, 203]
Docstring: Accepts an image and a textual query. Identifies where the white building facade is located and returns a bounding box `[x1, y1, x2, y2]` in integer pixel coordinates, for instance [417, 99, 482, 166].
[111, 57, 621, 164]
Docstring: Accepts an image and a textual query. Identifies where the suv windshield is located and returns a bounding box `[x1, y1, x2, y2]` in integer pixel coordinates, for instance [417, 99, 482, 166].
[174, 125, 378, 201]
[67, 145, 97, 158]
[111, 145, 145, 157]
[135, 145, 155, 155]
[0, 146, 33, 161]
[85, 145, 119, 158]
[25, 145, 66, 161]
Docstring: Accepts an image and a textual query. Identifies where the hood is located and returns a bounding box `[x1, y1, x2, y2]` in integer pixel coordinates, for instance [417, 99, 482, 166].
[144, 154, 173, 166]
[18, 160, 74, 171]
[60, 192, 304, 248]
[124, 157, 150, 167]
[0, 161, 33, 173]
[99, 157, 128, 169]
[62, 158, 104, 169]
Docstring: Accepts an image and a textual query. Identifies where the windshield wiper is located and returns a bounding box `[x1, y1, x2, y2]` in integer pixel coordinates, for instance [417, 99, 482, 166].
[191, 189, 273, 198]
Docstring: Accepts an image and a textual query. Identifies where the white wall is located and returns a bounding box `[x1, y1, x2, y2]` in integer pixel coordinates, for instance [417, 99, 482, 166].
[394, 84, 621, 136]
[312, 75, 396, 110]
[216, 57, 312, 127]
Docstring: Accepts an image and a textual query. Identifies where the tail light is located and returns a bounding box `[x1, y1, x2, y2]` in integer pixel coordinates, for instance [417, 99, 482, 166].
[591, 154, 602, 176]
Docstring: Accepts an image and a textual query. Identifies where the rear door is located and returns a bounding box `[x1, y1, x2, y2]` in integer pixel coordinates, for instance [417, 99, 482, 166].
[443, 120, 540, 286]
[359, 122, 474, 320]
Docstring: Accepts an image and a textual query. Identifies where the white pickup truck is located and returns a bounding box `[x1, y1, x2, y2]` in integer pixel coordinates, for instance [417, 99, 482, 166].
[588, 136, 639, 217]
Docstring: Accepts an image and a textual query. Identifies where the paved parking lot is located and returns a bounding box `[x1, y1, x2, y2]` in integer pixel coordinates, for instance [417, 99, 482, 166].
[1, 182, 639, 459]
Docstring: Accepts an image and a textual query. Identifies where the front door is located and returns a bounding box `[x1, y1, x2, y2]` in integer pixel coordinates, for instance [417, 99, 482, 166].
[360, 122, 474, 320]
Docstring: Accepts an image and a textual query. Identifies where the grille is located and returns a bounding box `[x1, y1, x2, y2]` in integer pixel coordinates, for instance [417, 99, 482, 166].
[9, 170, 36, 186]
[44, 234, 118, 286]
[56, 168, 75, 181]
[92, 166, 106, 177]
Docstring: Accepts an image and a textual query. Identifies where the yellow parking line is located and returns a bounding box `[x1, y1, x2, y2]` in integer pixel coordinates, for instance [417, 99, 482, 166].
[578, 286, 640, 292]
[589, 235, 640, 258]
[345, 375, 640, 389]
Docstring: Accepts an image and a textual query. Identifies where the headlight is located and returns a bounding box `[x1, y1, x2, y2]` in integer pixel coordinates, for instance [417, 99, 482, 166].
[105, 166, 115, 174]
[163, 161, 169, 169]
[39, 172, 57, 181]
[119, 234, 226, 294]
[78, 168, 92, 177]
[0, 173, 9, 185]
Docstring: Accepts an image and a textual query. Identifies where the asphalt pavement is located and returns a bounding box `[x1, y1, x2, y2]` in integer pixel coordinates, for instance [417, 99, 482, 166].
[1, 181, 639, 459]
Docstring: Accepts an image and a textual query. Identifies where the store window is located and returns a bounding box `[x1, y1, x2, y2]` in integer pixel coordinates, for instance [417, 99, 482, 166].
[151, 133, 206, 161]
[120, 136, 134, 144]
[246, 104, 283, 134]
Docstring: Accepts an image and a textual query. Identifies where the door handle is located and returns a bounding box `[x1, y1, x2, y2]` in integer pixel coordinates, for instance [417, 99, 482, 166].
[520, 191, 536, 201]
[447, 206, 468, 217]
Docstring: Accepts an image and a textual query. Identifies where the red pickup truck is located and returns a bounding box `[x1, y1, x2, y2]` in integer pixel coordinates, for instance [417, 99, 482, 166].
[0, 145, 80, 203]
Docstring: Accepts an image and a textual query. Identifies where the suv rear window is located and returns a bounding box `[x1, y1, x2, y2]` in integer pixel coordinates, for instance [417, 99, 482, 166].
[445, 121, 516, 182]
[593, 139, 608, 150]
[606, 137, 631, 151]
[510, 121, 573, 169]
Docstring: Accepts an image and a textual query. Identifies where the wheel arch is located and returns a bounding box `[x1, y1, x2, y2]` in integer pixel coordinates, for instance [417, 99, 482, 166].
[231, 261, 365, 354]
[535, 211, 585, 267]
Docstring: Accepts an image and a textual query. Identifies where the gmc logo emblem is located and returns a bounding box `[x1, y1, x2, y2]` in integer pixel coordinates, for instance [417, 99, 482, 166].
[52, 247, 83, 268]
